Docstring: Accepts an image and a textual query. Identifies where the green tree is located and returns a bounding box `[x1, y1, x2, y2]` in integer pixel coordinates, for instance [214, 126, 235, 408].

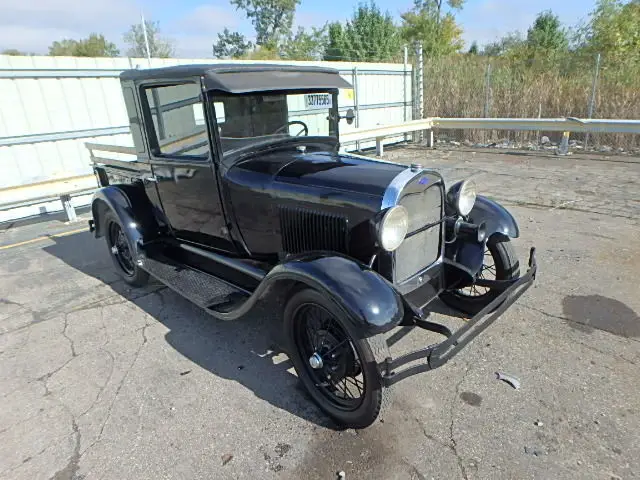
[467, 41, 479, 55]
[230, 0, 300, 46]
[482, 32, 525, 56]
[281, 26, 328, 60]
[401, 0, 464, 57]
[324, 2, 402, 62]
[579, 0, 640, 58]
[213, 28, 253, 58]
[431, 0, 465, 18]
[1, 49, 27, 56]
[240, 45, 281, 59]
[526, 10, 568, 52]
[49, 34, 119, 57]
[124, 21, 174, 58]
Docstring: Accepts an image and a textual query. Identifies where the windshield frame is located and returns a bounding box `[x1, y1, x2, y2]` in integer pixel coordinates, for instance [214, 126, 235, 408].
[205, 88, 340, 164]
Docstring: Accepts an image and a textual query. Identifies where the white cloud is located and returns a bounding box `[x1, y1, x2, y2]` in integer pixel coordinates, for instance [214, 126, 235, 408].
[175, 5, 240, 33]
[0, 0, 243, 58]
[168, 4, 248, 58]
[294, 11, 345, 30]
[0, 0, 138, 53]
[458, 0, 595, 48]
[459, 0, 536, 47]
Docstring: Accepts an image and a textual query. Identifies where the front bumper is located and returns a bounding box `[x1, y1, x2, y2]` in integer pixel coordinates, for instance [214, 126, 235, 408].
[381, 247, 537, 387]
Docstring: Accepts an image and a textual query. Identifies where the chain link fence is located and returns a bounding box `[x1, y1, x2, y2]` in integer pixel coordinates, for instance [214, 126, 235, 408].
[419, 51, 640, 152]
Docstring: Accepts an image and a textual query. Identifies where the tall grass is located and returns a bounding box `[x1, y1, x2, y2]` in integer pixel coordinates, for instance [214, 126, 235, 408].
[421, 52, 640, 149]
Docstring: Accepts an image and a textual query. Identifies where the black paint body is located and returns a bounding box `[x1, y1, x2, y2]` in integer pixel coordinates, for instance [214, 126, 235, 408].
[91, 65, 523, 336]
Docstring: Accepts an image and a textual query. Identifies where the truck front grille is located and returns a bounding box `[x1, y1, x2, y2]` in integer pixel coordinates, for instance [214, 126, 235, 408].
[394, 185, 442, 283]
[280, 207, 348, 254]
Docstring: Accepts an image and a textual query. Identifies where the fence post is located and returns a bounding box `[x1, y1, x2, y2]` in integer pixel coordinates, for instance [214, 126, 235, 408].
[59, 194, 77, 222]
[536, 102, 542, 144]
[584, 53, 601, 149]
[403, 45, 408, 143]
[351, 66, 360, 151]
[483, 63, 492, 118]
[416, 42, 427, 145]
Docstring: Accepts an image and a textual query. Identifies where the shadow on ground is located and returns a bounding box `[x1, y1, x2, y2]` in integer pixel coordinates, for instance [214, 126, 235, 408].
[563, 294, 640, 338]
[42, 231, 336, 429]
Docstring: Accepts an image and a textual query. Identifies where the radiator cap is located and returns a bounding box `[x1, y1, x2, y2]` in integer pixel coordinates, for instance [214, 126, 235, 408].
[410, 163, 422, 172]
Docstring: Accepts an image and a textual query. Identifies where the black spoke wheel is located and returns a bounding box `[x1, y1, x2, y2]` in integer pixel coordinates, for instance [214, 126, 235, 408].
[108, 222, 135, 275]
[284, 289, 391, 428]
[457, 247, 497, 298]
[440, 233, 520, 316]
[104, 211, 149, 287]
[296, 303, 366, 409]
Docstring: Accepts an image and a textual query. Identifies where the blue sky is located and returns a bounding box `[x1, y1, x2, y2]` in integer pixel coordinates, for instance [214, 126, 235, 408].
[1, 0, 597, 57]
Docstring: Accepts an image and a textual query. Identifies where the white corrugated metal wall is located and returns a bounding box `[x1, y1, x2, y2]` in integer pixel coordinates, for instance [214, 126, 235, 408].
[0, 55, 412, 221]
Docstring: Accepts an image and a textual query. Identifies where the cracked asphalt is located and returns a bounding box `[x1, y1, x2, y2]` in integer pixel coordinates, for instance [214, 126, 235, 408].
[1, 146, 639, 480]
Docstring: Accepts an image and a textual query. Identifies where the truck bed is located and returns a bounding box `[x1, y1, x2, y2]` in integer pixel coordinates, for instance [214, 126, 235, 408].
[86, 143, 151, 186]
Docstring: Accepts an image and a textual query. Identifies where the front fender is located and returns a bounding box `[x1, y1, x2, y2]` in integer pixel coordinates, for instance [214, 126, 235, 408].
[91, 185, 156, 258]
[468, 195, 519, 238]
[266, 254, 404, 336]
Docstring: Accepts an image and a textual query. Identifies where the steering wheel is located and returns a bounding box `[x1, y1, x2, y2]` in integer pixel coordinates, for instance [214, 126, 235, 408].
[273, 120, 309, 137]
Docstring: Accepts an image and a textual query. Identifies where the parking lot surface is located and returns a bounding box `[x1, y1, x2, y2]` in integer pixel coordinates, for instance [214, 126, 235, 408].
[1, 146, 639, 480]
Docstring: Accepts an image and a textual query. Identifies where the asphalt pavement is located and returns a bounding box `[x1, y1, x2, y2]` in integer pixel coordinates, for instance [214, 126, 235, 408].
[1, 146, 638, 480]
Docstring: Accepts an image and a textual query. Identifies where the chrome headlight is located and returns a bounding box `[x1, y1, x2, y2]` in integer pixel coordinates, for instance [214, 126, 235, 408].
[447, 180, 477, 216]
[377, 206, 409, 252]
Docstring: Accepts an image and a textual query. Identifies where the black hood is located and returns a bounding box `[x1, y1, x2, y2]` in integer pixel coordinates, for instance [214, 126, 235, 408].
[225, 147, 411, 257]
[274, 151, 405, 196]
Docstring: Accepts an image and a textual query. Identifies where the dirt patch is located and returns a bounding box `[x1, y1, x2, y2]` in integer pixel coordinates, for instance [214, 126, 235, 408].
[562, 295, 640, 338]
[291, 409, 426, 480]
[460, 391, 483, 407]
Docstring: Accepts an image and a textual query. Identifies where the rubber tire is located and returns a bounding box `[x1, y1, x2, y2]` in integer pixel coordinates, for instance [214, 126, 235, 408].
[284, 288, 392, 428]
[440, 233, 520, 315]
[104, 210, 150, 287]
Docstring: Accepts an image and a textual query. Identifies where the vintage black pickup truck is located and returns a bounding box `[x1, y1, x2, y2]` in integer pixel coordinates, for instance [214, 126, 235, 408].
[88, 64, 537, 428]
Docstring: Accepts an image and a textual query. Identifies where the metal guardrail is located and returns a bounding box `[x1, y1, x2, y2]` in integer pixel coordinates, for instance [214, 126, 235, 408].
[0, 177, 97, 223]
[341, 118, 435, 144]
[433, 117, 640, 134]
[341, 117, 640, 156]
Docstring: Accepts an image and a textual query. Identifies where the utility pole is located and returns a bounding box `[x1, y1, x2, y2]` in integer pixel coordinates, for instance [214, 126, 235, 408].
[141, 12, 152, 64]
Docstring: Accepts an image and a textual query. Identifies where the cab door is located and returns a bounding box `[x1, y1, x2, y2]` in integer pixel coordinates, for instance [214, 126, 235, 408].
[140, 80, 234, 252]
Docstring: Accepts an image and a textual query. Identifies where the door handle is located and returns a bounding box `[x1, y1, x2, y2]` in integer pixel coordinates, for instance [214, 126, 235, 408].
[144, 176, 158, 183]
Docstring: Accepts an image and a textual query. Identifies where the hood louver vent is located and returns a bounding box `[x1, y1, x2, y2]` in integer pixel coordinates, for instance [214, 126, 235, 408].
[280, 207, 348, 254]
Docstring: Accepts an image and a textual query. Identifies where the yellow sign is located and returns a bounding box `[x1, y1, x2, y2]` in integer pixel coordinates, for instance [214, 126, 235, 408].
[342, 89, 354, 101]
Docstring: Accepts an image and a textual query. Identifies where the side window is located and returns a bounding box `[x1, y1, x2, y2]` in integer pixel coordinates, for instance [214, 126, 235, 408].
[144, 83, 208, 158]
[122, 86, 146, 154]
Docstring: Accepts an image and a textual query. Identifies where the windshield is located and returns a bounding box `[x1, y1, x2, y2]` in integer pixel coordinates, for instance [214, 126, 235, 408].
[210, 92, 337, 155]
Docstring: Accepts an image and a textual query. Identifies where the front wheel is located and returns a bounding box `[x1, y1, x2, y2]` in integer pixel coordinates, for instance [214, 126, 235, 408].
[440, 233, 520, 315]
[284, 289, 391, 428]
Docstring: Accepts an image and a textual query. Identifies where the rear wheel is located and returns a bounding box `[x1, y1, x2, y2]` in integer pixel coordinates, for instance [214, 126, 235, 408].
[441, 233, 519, 315]
[104, 211, 149, 287]
[284, 289, 391, 428]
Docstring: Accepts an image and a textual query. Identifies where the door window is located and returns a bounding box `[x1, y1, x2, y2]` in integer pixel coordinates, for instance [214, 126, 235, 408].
[144, 83, 209, 158]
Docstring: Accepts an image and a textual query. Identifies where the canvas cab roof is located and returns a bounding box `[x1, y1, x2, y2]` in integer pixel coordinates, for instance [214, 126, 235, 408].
[119, 63, 353, 94]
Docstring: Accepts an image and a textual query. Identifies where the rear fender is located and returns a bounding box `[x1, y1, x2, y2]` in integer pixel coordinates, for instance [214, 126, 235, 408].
[468, 195, 519, 238]
[265, 254, 404, 336]
[91, 185, 157, 258]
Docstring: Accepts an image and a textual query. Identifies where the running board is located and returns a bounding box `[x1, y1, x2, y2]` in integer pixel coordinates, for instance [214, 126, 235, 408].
[141, 255, 250, 315]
